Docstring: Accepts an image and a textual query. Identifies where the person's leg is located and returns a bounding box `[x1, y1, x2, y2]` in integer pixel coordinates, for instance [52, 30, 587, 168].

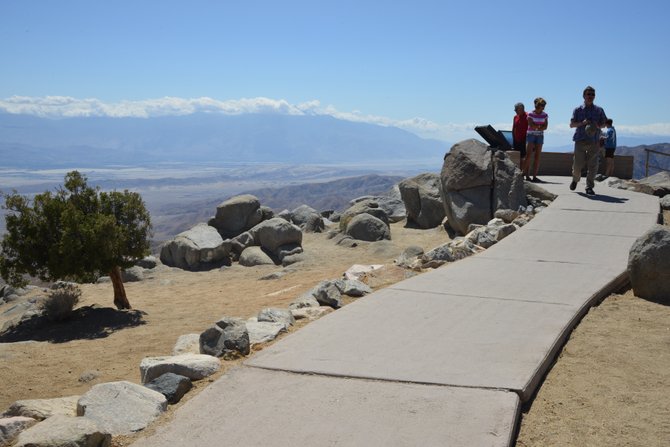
[605, 151, 615, 176]
[572, 141, 587, 184]
[523, 142, 534, 179]
[585, 142, 599, 188]
[532, 143, 543, 178]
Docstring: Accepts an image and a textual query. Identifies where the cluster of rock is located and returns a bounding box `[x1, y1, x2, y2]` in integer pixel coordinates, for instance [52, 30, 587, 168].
[602, 171, 670, 197]
[159, 195, 347, 271]
[0, 270, 373, 446]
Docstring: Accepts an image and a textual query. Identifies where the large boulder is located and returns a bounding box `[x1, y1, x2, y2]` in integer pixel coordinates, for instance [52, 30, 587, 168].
[199, 317, 250, 359]
[13, 415, 110, 447]
[77, 381, 167, 435]
[248, 218, 303, 257]
[290, 205, 321, 227]
[441, 139, 526, 235]
[238, 246, 275, 266]
[160, 223, 232, 271]
[398, 173, 445, 228]
[628, 225, 670, 302]
[210, 194, 264, 238]
[345, 213, 391, 242]
[339, 200, 390, 232]
[349, 187, 406, 223]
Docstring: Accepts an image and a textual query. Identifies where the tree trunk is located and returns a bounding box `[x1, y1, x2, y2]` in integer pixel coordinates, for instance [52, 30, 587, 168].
[110, 265, 131, 309]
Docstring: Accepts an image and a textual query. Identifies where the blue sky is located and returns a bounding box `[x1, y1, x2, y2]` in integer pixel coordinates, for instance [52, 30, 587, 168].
[1, 0, 669, 149]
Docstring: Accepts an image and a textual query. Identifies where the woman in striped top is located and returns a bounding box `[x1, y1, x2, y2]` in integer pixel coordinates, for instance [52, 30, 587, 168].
[523, 97, 548, 182]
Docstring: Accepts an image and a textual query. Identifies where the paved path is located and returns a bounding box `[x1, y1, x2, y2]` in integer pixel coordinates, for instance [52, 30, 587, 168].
[133, 177, 660, 447]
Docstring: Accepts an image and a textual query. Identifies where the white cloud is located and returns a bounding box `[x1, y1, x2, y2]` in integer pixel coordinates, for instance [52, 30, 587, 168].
[2, 95, 669, 143]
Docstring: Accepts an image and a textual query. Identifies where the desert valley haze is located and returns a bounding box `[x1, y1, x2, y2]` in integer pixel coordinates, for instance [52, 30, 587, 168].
[1, 108, 670, 447]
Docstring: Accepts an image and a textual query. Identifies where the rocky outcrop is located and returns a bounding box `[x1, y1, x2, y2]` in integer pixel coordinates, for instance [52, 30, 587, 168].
[398, 173, 445, 228]
[160, 223, 232, 271]
[628, 225, 670, 303]
[210, 194, 265, 238]
[440, 139, 526, 235]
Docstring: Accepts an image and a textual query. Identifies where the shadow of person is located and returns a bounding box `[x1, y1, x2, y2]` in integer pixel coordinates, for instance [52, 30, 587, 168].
[0, 305, 146, 343]
[576, 193, 629, 203]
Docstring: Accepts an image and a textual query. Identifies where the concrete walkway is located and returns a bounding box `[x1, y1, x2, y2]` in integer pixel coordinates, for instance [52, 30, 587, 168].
[133, 177, 660, 447]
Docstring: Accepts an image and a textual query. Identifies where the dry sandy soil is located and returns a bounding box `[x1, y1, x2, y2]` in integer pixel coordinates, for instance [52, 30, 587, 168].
[1, 219, 668, 446]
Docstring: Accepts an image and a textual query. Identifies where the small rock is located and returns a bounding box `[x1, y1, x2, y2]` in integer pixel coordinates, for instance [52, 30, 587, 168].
[144, 373, 192, 405]
[0, 416, 38, 447]
[140, 354, 221, 383]
[291, 306, 334, 320]
[78, 370, 102, 383]
[3, 396, 80, 421]
[172, 333, 201, 356]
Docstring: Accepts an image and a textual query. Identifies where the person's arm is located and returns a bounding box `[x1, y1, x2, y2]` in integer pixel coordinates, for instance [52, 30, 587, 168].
[539, 115, 548, 131]
[569, 108, 587, 128]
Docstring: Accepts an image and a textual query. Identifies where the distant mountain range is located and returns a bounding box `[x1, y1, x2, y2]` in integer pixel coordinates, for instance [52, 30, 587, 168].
[615, 143, 670, 179]
[0, 112, 447, 168]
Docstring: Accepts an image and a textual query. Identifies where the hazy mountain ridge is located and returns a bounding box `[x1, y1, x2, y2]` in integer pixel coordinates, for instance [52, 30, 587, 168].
[0, 112, 446, 168]
[241, 174, 404, 212]
[614, 143, 670, 178]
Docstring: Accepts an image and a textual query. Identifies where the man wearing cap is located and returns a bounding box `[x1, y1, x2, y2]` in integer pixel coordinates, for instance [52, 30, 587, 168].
[569, 85, 607, 195]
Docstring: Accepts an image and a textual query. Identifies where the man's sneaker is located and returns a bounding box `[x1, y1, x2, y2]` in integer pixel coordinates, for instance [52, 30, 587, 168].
[525, 176, 532, 181]
[585, 187, 595, 195]
[532, 177, 541, 183]
[569, 181, 577, 191]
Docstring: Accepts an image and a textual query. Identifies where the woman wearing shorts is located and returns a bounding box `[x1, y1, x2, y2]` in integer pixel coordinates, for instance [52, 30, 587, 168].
[523, 97, 548, 182]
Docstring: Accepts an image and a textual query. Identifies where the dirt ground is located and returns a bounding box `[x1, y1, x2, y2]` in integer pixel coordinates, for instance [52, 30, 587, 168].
[1, 220, 669, 446]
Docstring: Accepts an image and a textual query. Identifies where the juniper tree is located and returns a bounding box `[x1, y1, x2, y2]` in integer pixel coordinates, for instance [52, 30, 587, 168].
[0, 171, 152, 309]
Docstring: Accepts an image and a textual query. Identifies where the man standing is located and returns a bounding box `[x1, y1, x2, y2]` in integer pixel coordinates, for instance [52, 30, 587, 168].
[569, 86, 607, 195]
[512, 102, 528, 168]
[603, 119, 617, 177]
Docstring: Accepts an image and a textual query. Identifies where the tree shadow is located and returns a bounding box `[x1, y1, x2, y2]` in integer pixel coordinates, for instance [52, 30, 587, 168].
[0, 305, 146, 343]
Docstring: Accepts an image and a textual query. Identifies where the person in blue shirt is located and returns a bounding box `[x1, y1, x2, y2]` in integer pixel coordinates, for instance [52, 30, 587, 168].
[602, 119, 617, 177]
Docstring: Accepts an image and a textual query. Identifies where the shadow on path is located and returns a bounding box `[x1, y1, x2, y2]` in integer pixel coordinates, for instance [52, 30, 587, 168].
[0, 305, 146, 343]
[576, 193, 629, 204]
